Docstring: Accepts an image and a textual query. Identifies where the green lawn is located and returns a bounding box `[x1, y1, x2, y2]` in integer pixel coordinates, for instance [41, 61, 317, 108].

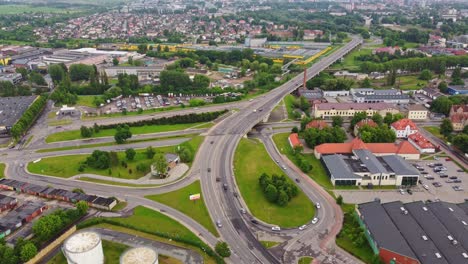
[146, 180, 219, 237]
[0, 163, 5, 178]
[48, 240, 129, 264]
[28, 146, 175, 179]
[273, 133, 334, 189]
[423, 126, 444, 140]
[331, 47, 373, 71]
[46, 123, 207, 143]
[76, 95, 98, 108]
[284, 95, 298, 120]
[260, 241, 280, 249]
[234, 138, 315, 227]
[298, 257, 314, 264]
[78, 177, 163, 187]
[111, 201, 128, 212]
[29, 136, 203, 179]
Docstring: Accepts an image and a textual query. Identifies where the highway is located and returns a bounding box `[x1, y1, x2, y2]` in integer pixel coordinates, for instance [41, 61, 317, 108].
[1, 36, 362, 264]
[198, 36, 363, 264]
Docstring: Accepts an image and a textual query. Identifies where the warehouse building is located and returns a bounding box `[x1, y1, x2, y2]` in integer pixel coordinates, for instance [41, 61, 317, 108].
[0, 202, 47, 239]
[0, 95, 38, 135]
[357, 200, 468, 264]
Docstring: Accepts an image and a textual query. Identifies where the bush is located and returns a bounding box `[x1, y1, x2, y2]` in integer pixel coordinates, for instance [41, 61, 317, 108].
[85, 150, 111, 169]
[215, 242, 231, 258]
[258, 173, 298, 206]
[136, 163, 149, 172]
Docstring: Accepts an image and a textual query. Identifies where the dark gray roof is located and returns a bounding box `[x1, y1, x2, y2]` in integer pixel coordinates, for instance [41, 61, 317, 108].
[358, 201, 417, 259]
[321, 154, 361, 180]
[165, 153, 179, 163]
[353, 149, 388, 174]
[405, 201, 468, 264]
[354, 94, 410, 100]
[382, 201, 449, 264]
[426, 202, 468, 253]
[0, 96, 38, 128]
[380, 155, 420, 175]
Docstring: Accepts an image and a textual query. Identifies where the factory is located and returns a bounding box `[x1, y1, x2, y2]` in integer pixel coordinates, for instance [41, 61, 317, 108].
[41, 50, 108, 67]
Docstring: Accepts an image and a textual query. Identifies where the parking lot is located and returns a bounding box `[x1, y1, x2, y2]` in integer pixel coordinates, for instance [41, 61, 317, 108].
[335, 157, 467, 204]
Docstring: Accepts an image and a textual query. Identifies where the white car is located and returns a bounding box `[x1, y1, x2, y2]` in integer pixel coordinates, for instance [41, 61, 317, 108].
[311, 217, 319, 224]
[316, 202, 321, 209]
[423, 184, 429, 190]
[271, 226, 281, 231]
[399, 189, 406, 195]
[299, 225, 307, 231]
[216, 220, 222, 228]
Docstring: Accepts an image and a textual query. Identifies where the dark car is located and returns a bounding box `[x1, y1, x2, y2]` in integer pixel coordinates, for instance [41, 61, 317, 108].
[439, 174, 448, 178]
[421, 171, 429, 175]
[449, 176, 458, 180]
[454, 179, 462, 183]
[210, 141, 214, 144]
[426, 176, 435, 180]
[295, 178, 300, 183]
[407, 189, 413, 195]
[223, 183, 228, 191]
[457, 169, 465, 172]
[251, 219, 259, 224]
[215, 177, 221, 182]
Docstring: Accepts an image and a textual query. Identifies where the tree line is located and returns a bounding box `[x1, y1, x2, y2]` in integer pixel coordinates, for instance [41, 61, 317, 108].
[10, 95, 48, 140]
[259, 173, 299, 206]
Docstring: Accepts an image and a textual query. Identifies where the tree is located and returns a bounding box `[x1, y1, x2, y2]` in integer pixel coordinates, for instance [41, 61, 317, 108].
[336, 195, 343, 205]
[86, 150, 111, 169]
[438, 81, 448, 94]
[387, 69, 396, 86]
[215, 242, 231, 258]
[264, 184, 278, 202]
[277, 190, 289, 206]
[109, 151, 119, 167]
[291, 126, 299, 133]
[440, 118, 453, 138]
[125, 148, 136, 161]
[451, 67, 464, 85]
[76, 201, 89, 215]
[114, 125, 132, 144]
[69, 64, 95, 81]
[146, 146, 156, 159]
[371, 113, 383, 126]
[452, 133, 468, 153]
[361, 78, 372, 88]
[192, 74, 210, 89]
[19, 242, 37, 262]
[0, 243, 18, 264]
[430, 96, 453, 115]
[419, 69, 432, 81]
[80, 125, 93, 138]
[153, 153, 168, 176]
[112, 57, 119, 66]
[351, 112, 367, 129]
[16, 67, 28, 79]
[48, 64, 65, 84]
[93, 123, 101, 133]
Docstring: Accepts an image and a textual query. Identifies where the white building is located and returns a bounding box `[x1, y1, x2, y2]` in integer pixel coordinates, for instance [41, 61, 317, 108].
[408, 132, 436, 154]
[390, 118, 418, 138]
[63, 231, 104, 264]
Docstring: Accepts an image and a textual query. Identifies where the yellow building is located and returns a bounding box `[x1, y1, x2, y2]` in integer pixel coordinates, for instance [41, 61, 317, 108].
[407, 104, 428, 120]
[313, 103, 399, 119]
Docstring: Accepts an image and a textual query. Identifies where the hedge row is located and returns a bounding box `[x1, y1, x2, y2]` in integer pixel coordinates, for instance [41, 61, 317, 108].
[10, 95, 48, 140]
[99, 110, 228, 130]
[77, 218, 225, 264]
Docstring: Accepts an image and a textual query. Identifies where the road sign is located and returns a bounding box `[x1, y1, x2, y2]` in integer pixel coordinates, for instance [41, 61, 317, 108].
[189, 193, 201, 201]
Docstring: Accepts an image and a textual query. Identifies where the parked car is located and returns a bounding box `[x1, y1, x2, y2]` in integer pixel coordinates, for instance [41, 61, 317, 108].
[216, 177, 221, 182]
[311, 217, 319, 224]
[299, 225, 307, 231]
[449, 176, 458, 180]
[445, 180, 454, 183]
[432, 182, 442, 187]
[452, 186, 464, 191]
[399, 189, 406, 195]
[439, 174, 448, 178]
[445, 158, 451, 161]
[316, 202, 321, 209]
[271, 226, 281, 231]
[423, 184, 429, 190]
[207, 168, 211, 172]
[216, 220, 222, 228]
[426, 176, 435, 180]
[454, 179, 462, 183]
[457, 169, 465, 172]
[407, 189, 413, 195]
[421, 171, 429, 175]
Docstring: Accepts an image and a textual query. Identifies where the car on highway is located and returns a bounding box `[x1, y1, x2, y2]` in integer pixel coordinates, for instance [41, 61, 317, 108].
[253, 109, 257, 112]
[299, 225, 307, 231]
[315, 202, 321, 209]
[223, 183, 228, 191]
[271, 226, 281, 231]
[210, 141, 214, 144]
[216, 220, 222, 228]
[240, 208, 246, 214]
[399, 189, 406, 195]
[282, 166, 287, 170]
[275, 160, 279, 163]
[215, 177, 221, 182]
[251, 219, 258, 224]
[311, 217, 319, 225]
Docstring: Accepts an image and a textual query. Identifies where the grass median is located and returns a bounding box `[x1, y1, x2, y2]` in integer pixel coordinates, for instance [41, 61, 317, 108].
[234, 138, 315, 227]
[45, 122, 210, 143]
[0, 163, 5, 178]
[146, 180, 219, 237]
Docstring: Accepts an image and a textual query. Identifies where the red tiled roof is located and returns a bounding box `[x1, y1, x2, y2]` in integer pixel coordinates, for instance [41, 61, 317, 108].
[306, 120, 328, 129]
[289, 133, 302, 147]
[315, 138, 419, 155]
[408, 132, 435, 150]
[450, 113, 468, 124]
[355, 119, 378, 129]
[391, 118, 417, 131]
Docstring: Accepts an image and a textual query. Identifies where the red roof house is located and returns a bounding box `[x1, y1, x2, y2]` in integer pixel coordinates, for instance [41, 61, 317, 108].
[288, 133, 303, 149]
[408, 132, 435, 153]
[306, 120, 328, 130]
[390, 118, 418, 138]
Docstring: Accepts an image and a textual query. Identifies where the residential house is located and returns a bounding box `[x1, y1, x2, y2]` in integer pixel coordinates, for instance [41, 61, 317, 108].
[288, 133, 302, 149]
[391, 119, 418, 138]
[449, 105, 468, 131]
[408, 132, 436, 153]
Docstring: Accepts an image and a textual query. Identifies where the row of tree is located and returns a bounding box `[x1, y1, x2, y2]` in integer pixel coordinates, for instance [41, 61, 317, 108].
[259, 173, 299, 206]
[10, 95, 48, 140]
[430, 95, 468, 115]
[358, 125, 397, 143]
[302, 126, 347, 148]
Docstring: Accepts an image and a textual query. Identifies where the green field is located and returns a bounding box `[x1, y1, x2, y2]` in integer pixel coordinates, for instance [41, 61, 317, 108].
[46, 122, 209, 143]
[0, 163, 5, 178]
[260, 241, 280, 249]
[298, 257, 314, 264]
[423, 126, 444, 140]
[371, 74, 428, 90]
[234, 138, 315, 227]
[273, 133, 334, 189]
[76, 95, 98, 108]
[0, 5, 80, 14]
[146, 180, 219, 236]
[48, 240, 129, 264]
[331, 47, 374, 71]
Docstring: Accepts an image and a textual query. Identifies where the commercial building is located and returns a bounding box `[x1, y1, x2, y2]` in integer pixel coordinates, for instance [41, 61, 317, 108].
[407, 104, 428, 120]
[312, 102, 399, 119]
[334, 71, 368, 81]
[357, 200, 468, 264]
[391, 118, 418, 138]
[244, 37, 267, 47]
[42, 50, 108, 67]
[447, 84, 468, 95]
[104, 66, 164, 81]
[408, 132, 436, 153]
[314, 138, 420, 160]
[0, 96, 38, 135]
[151, 153, 180, 176]
[354, 93, 410, 104]
[321, 149, 420, 186]
[449, 105, 468, 131]
[0, 179, 117, 210]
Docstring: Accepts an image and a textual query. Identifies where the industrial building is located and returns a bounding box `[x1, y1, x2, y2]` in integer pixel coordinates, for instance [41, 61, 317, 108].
[447, 84, 468, 95]
[321, 148, 420, 186]
[0, 96, 38, 135]
[0, 72, 22, 84]
[120, 247, 159, 264]
[0, 202, 47, 239]
[0, 179, 117, 210]
[104, 66, 164, 81]
[63, 231, 104, 264]
[42, 50, 108, 67]
[312, 102, 399, 119]
[357, 200, 468, 264]
[351, 88, 410, 104]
